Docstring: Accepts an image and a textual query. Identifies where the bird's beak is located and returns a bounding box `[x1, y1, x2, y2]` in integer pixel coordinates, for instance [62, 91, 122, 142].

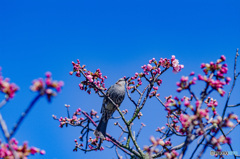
[125, 77, 130, 81]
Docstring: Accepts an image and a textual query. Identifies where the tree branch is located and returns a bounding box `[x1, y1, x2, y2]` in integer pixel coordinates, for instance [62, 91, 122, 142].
[10, 94, 42, 138]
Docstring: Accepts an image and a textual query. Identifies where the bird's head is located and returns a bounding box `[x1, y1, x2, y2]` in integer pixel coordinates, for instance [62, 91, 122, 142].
[116, 77, 129, 86]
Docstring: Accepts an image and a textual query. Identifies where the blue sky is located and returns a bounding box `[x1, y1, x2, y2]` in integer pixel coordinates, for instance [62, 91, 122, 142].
[0, 0, 240, 158]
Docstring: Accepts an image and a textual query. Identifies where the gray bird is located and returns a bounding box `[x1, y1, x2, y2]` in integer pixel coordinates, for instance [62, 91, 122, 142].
[94, 77, 129, 139]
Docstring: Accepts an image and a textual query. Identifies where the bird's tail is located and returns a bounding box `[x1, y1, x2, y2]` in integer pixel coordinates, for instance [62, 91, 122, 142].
[94, 117, 108, 139]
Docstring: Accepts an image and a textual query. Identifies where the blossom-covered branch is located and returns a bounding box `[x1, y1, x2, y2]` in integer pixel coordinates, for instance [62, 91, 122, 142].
[0, 69, 63, 159]
[57, 55, 185, 158]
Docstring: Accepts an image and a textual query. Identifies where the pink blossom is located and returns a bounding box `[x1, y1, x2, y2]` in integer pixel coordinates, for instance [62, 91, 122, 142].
[146, 64, 153, 71]
[184, 100, 190, 107]
[150, 136, 157, 145]
[86, 75, 93, 82]
[158, 139, 165, 146]
[72, 115, 77, 120]
[180, 76, 188, 82]
[172, 59, 179, 67]
[226, 120, 234, 127]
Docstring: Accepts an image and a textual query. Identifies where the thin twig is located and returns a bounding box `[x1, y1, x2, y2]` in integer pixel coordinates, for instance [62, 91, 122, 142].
[116, 122, 128, 133]
[225, 122, 239, 136]
[126, 87, 138, 107]
[228, 103, 240, 107]
[189, 130, 211, 159]
[222, 49, 239, 119]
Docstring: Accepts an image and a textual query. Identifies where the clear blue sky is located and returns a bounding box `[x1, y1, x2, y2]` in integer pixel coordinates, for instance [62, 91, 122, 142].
[0, 0, 240, 158]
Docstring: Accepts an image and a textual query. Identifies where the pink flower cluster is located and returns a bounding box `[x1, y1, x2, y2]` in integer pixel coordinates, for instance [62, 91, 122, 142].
[144, 136, 177, 159]
[171, 55, 184, 73]
[198, 55, 230, 96]
[210, 113, 239, 129]
[164, 94, 239, 138]
[204, 97, 218, 115]
[128, 56, 183, 97]
[176, 55, 230, 96]
[74, 137, 104, 152]
[30, 72, 64, 101]
[164, 150, 179, 159]
[142, 56, 183, 75]
[0, 138, 45, 158]
[0, 68, 19, 100]
[70, 60, 107, 94]
[211, 135, 231, 151]
[127, 73, 144, 93]
[200, 55, 227, 75]
[176, 74, 197, 92]
[57, 108, 83, 128]
[55, 105, 98, 128]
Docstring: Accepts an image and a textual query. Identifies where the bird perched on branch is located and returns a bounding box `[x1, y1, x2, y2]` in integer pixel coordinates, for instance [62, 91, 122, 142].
[94, 77, 129, 139]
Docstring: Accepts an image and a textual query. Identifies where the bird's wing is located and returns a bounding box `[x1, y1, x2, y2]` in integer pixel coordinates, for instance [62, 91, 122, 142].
[101, 85, 114, 113]
[115, 91, 125, 106]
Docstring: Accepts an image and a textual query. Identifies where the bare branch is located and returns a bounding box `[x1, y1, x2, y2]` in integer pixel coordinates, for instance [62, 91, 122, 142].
[228, 103, 240, 107]
[10, 94, 42, 138]
[126, 86, 138, 107]
[222, 49, 239, 119]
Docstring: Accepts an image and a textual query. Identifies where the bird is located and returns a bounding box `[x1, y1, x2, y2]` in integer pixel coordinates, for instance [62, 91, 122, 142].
[94, 77, 129, 140]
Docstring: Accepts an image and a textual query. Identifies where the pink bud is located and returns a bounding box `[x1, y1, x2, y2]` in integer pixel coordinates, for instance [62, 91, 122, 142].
[158, 139, 165, 146]
[190, 72, 195, 76]
[45, 72, 52, 78]
[220, 55, 226, 61]
[198, 74, 204, 80]
[200, 63, 205, 68]
[72, 115, 77, 120]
